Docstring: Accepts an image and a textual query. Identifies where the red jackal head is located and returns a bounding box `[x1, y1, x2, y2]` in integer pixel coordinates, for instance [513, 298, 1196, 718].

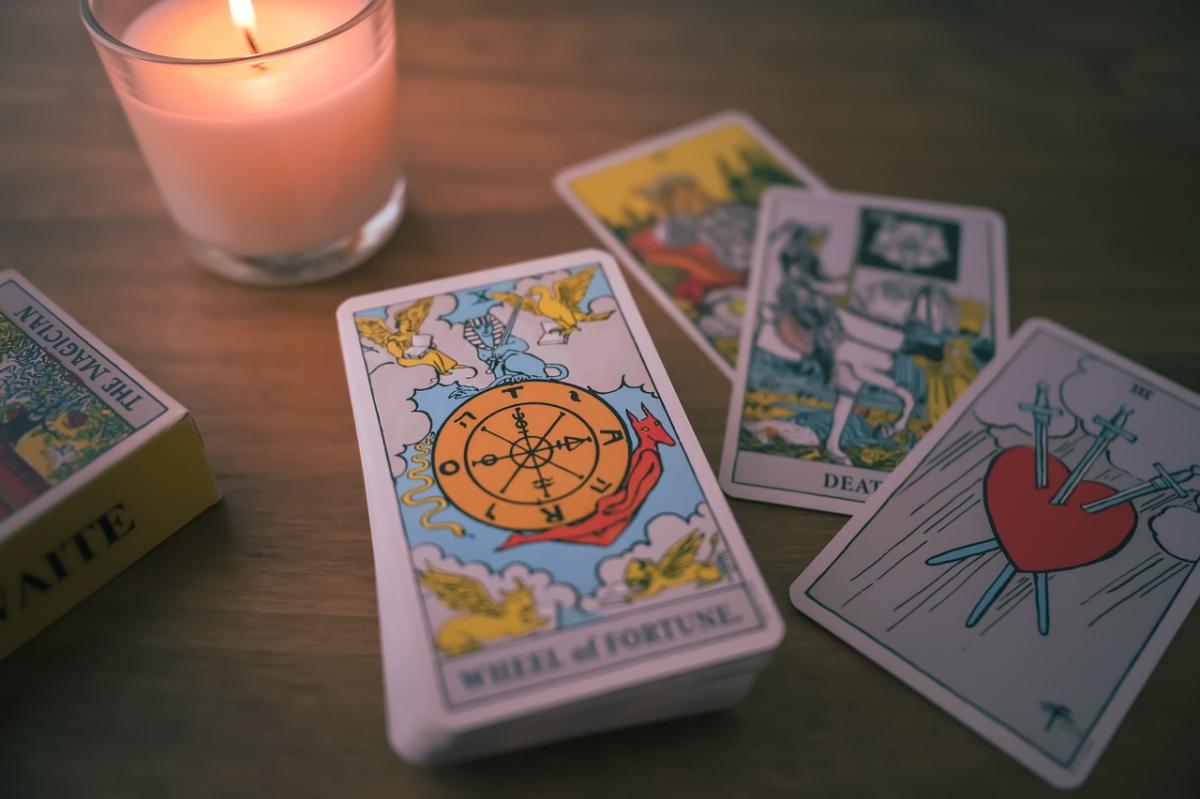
[626, 404, 676, 448]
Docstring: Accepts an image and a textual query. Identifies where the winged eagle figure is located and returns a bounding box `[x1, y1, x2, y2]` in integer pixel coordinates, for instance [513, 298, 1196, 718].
[622, 529, 724, 602]
[490, 266, 614, 343]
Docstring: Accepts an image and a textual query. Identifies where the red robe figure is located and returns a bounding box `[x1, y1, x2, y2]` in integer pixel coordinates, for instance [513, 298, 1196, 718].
[497, 404, 676, 549]
[628, 227, 740, 306]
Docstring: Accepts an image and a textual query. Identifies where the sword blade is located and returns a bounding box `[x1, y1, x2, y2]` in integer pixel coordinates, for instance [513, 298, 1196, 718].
[498, 288, 534, 347]
[1050, 434, 1110, 505]
[1083, 465, 1199, 513]
[1034, 419, 1048, 489]
[1082, 483, 1156, 513]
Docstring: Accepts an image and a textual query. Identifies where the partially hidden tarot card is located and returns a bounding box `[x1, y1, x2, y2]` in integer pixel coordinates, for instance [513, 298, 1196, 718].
[338, 249, 783, 760]
[790, 318, 1200, 787]
[721, 188, 1008, 514]
[555, 111, 829, 379]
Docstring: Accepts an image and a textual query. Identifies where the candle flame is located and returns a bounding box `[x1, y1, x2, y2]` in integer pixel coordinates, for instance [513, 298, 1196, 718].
[228, 0, 257, 30]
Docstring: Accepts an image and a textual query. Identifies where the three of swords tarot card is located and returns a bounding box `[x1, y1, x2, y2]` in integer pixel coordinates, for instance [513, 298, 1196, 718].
[556, 111, 829, 378]
[338, 249, 782, 762]
[790, 318, 1200, 787]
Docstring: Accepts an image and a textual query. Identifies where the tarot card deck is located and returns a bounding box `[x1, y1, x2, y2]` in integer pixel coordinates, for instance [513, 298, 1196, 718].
[338, 250, 782, 764]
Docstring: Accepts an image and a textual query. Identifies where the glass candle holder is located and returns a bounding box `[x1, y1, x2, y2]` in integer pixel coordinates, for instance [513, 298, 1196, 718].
[82, 0, 403, 286]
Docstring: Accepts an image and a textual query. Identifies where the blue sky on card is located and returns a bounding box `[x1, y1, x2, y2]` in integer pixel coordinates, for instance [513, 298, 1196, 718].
[395, 383, 704, 598]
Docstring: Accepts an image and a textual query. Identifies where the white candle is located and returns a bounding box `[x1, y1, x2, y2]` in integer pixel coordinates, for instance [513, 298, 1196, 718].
[109, 0, 399, 257]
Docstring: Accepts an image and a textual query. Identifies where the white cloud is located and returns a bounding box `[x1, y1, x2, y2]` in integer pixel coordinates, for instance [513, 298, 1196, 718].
[411, 543, 580, 632]
[581, 502, 730, 614]
[358, 295, 477, 475]
[971, 334, 1079, 438]
[1151, 504, 1200, 562]
[361, 358, 436, 477]
[1061, 357, 1200, 481]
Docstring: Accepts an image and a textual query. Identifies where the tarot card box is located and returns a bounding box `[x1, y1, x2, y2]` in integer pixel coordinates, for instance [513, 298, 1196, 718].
[0, 271, 220, 661]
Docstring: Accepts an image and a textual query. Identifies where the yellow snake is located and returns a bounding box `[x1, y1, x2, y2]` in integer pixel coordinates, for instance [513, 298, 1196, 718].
[401, 435, 465, 536]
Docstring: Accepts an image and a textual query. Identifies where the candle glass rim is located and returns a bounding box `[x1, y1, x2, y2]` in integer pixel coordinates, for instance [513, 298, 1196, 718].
[80, 0, 387, 65]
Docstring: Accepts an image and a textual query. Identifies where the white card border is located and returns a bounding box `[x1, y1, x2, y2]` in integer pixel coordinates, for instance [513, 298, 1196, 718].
[719, 187, 1010, 515]
[789, 317, 1200, 788]
[554, 110, 831, 381]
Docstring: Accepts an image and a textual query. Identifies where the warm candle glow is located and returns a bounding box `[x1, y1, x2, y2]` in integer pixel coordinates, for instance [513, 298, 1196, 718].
[228, 0, 260, 55]
[103, 0, 401, 264]
[228, 0, 257, 30]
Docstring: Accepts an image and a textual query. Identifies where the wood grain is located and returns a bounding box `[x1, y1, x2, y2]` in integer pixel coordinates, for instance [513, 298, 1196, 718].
[1, 1, 1198, 796]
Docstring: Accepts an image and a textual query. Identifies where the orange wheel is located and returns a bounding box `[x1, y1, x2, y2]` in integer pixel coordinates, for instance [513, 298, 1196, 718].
[433, 381, 630, 531]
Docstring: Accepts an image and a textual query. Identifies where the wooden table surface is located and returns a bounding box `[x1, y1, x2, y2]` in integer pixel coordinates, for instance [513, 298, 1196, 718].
[2, 1, 1199, 796]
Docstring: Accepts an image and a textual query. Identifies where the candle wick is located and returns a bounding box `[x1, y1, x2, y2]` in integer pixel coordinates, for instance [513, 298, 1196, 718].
[242, 28, 261, 55]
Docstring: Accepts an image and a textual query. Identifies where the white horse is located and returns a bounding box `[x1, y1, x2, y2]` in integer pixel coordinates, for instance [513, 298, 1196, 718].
[757, 226, 955, 465]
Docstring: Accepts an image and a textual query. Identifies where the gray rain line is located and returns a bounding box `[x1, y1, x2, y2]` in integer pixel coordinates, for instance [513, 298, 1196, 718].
[1098, 468, 1128, 485]
[1137, 562, 1193, 599]
[909, 477, 981, 518]
[895, 429, 984, 496]
[995, 576, 1033, 611]
[1055, 436, 1082, 457]
[1087, 562, 1190, 628]
[923, 551, 1001, 608]
[927, 550, 1005, 613]
[910, 479, 974, 522]
[910, 428, 979, 477]
[876, 540, 928, 581]
[841, 581, 874, 609]
[994, 581, 1035, 619]
[909, 451, 995, 515]
[1099, 472, 1132, 491]
[894, 555, 975, 612]
[1107, 471, 1134, 486]
[1137, 495, 1163, 513]
[886, 552, 995, 633]
[1139, 491, 1178, 514]
[1142, 492, 1185, 514]
[932, 498, 982, 536]
[980, 580, 1039, 636]
[936, 435, 992, 474]
[849, 527, 921, 582]
[1142, 491, 1180, 511]
[930, 427, 979, 465]
[1101, 557, 1165, 597]
[918, 492, 978, 537]
[996, 573, 1031, 606]
[1079, 554, 1160, 606]
[929, 431, 987, 474]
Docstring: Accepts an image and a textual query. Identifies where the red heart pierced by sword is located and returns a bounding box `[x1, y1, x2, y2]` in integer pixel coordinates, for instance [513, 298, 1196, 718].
[984, 446, 1136, 573]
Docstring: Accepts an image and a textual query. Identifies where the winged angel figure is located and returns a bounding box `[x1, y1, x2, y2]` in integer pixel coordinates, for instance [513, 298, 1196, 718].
[355, 297, 463, 375]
